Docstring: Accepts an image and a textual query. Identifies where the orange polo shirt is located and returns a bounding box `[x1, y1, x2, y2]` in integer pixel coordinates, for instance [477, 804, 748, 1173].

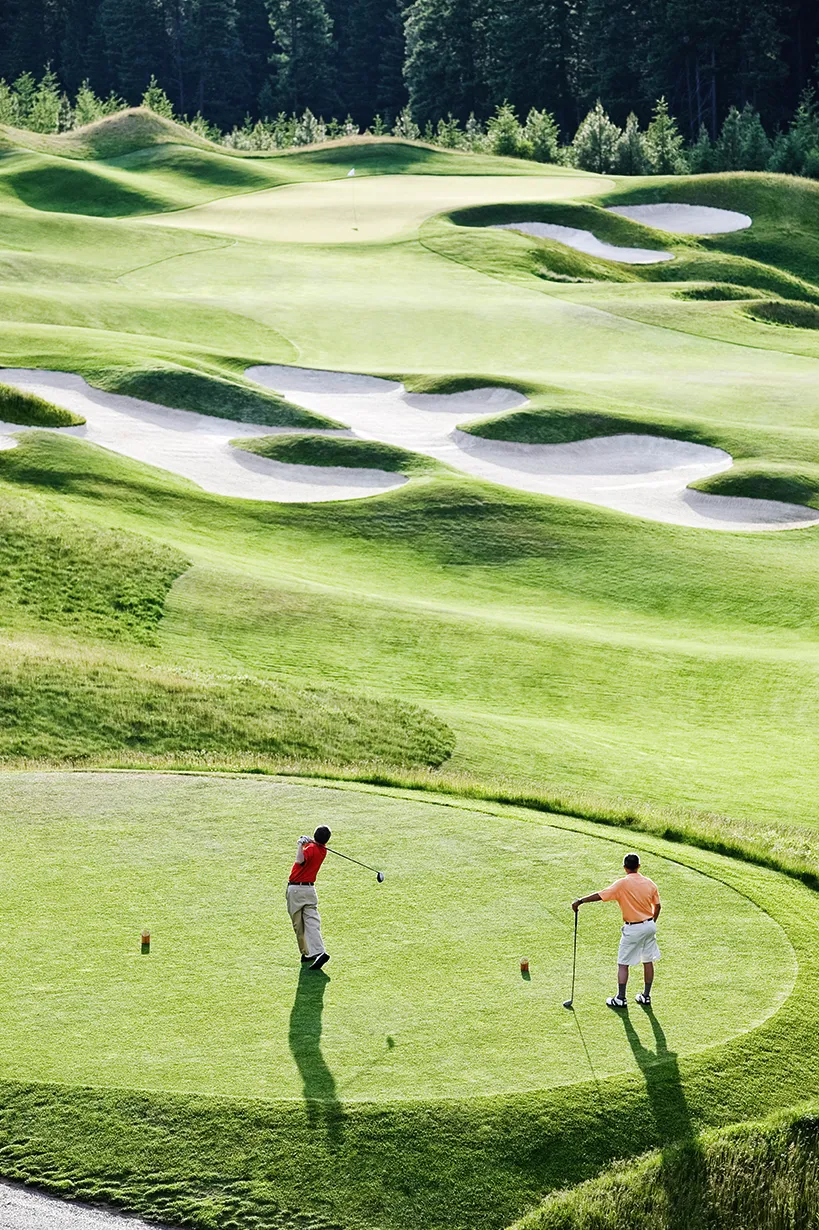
[599, 872, 660, 923]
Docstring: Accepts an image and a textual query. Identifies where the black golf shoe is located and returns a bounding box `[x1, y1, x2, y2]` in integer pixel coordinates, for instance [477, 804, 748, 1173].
[300, 954, 312, 964]
[310, 952, 330, 972]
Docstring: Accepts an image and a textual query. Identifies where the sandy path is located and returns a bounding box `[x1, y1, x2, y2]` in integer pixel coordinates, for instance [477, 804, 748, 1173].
[606, 204, 751, 234]
[246, 365, 819, 532]
[491, 221, 674, 263]
[138, 173, 613, 245]
[0, 1182, 171, 1230]
[0, 370, 404, 503]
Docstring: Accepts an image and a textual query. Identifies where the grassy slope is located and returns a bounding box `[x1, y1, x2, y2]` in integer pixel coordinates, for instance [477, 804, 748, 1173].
[4, 122, 819, 1226]
[513, 1108, 819, 1230]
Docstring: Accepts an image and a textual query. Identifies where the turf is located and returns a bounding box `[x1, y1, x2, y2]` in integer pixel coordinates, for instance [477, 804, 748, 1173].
[0, 772, 812, 1230]
[3, 117, 819, 1227]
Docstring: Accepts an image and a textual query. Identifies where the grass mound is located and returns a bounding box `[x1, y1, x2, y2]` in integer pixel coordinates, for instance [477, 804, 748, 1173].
[513, 1107, 819, 1230]
[88, 366, 341, 428]
[460, 405, 720, 450]
[691, 461, 819, 509]
[19, 108, 221, 161]
[0, 381, 83, 427]
[0, 647, 454, 767]
[0, 491, 187, 643]
[673, 283, 764, 301]
[3, 158, 169, 217]
[234, 433, 438, 473]
[746, 299, 819, 329]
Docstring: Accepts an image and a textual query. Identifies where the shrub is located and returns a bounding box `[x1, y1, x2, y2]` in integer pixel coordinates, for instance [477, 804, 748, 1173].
[572, 100, 621, 173]
[645, 96, 687, 174]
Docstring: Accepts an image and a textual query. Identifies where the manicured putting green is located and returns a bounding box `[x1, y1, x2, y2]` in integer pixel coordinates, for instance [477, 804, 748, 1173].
[142, 173, 612, 244]
[0, 773, 792, 1101]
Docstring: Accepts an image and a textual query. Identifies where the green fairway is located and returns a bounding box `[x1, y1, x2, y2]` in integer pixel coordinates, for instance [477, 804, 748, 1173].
[0, 772, 792, 1100]
[3, 114, 819, 1227]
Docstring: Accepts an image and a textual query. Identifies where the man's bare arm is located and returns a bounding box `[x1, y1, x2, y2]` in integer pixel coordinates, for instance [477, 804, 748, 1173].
[572, 892, 602, 912]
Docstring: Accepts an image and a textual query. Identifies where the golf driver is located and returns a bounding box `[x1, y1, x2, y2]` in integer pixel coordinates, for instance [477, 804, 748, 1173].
[563, 908, 579, 1009]
[325, 845, 385, 882]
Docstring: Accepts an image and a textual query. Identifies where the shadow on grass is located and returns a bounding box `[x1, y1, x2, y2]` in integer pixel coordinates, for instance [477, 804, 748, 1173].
[621, 1007, 708, 1229]
[288, 968, 345, 1147]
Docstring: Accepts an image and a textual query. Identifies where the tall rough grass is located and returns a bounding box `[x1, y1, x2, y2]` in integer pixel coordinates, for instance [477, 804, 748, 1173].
[514, 1109, 819, 1230]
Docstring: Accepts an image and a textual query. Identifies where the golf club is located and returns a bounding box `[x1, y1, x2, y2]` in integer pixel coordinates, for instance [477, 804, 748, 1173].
[563, 908, 579, 1009]
[325, 845, 385, 882]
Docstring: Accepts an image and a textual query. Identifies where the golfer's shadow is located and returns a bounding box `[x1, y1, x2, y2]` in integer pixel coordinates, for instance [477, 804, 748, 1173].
[621, 1008, 707, 1227]
[288, 969, 345, 1146]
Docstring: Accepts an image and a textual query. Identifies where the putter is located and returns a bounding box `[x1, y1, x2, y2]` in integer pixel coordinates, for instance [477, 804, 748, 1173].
[563, 909, 579, 1009]
[325, 845, 385, 882]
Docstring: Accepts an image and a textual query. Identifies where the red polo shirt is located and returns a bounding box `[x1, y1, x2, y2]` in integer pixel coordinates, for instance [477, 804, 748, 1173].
[289, 841, 327, 884]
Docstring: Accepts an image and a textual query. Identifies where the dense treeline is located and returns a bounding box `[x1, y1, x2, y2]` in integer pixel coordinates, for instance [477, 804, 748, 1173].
[5, 67, 819, 182]
[0, 0, 817, 138]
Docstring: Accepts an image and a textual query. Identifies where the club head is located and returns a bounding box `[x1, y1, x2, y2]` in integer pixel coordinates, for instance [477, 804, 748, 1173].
[562, 999, 574, 1010]
[376, 871, 385, 883]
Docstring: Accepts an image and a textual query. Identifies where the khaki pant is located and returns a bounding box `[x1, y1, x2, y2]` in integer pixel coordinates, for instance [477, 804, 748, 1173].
[286, 883, 325, 958]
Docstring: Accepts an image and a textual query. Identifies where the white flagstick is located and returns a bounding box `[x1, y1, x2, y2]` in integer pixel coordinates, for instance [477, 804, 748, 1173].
[347, 167, 357, 230]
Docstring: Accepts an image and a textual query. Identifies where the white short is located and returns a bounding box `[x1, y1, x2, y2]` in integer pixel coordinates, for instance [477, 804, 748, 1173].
[617, 919, 661, 966]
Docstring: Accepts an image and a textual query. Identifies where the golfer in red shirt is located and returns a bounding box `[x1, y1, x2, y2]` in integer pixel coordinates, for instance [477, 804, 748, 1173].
[287, 825, 331, 971]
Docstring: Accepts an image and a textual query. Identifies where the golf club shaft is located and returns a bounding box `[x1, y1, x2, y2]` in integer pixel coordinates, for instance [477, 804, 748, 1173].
[324, 845, 380, 874]
[569, 908, 578, 1002]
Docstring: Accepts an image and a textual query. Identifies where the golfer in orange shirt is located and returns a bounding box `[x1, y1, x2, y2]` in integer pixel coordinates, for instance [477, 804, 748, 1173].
[572, 852, 661, 1009]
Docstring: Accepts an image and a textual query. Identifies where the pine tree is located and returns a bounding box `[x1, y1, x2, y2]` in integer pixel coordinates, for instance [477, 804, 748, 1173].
[487, 101, 527, 157]
[524, 108, 560, 163]
[28, 66, 62, 132]
[0, 81, 19, 127]
[715, 104, 743, 170]
[688, 124, 717, 173]
[480, 0, 576, 129]
[717, 102, 771, 171]
[193, 0, 249, 128]
[645, 96, 687, 173]
[96, 0, 166, 101]
[73, 80, 105, 127]
[265, 0, 334, 115]
[12, 72, 37, 123]
[571, 99, 621, 172]
[738, 104, 772, 170]
[614, 112, 648, 174]
[576, 0, 646, 122]
[404, 0, 486, 125]
[142, 74, 174, 117]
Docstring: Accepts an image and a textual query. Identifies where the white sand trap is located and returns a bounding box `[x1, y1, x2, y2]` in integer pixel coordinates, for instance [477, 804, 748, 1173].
[247, 364, 819, 532]
[0, 370, 405, 503]
[491, 222, 674, 264]
[0, 1181, 172, 1230]
[606, 204, 751, 235]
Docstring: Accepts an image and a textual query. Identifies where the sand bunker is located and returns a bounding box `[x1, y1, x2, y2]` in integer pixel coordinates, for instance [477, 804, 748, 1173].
[0, 370, 404, 503]
[606, 204, 751, 234]
[0, 366, 813, 529]
[491, 221, 674, 264]
[247, 364, 819, 532]
[0, 1180, 168, 1230]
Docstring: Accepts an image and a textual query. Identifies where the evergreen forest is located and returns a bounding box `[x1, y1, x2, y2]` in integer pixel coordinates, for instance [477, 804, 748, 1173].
[0, 0, 818, 156]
